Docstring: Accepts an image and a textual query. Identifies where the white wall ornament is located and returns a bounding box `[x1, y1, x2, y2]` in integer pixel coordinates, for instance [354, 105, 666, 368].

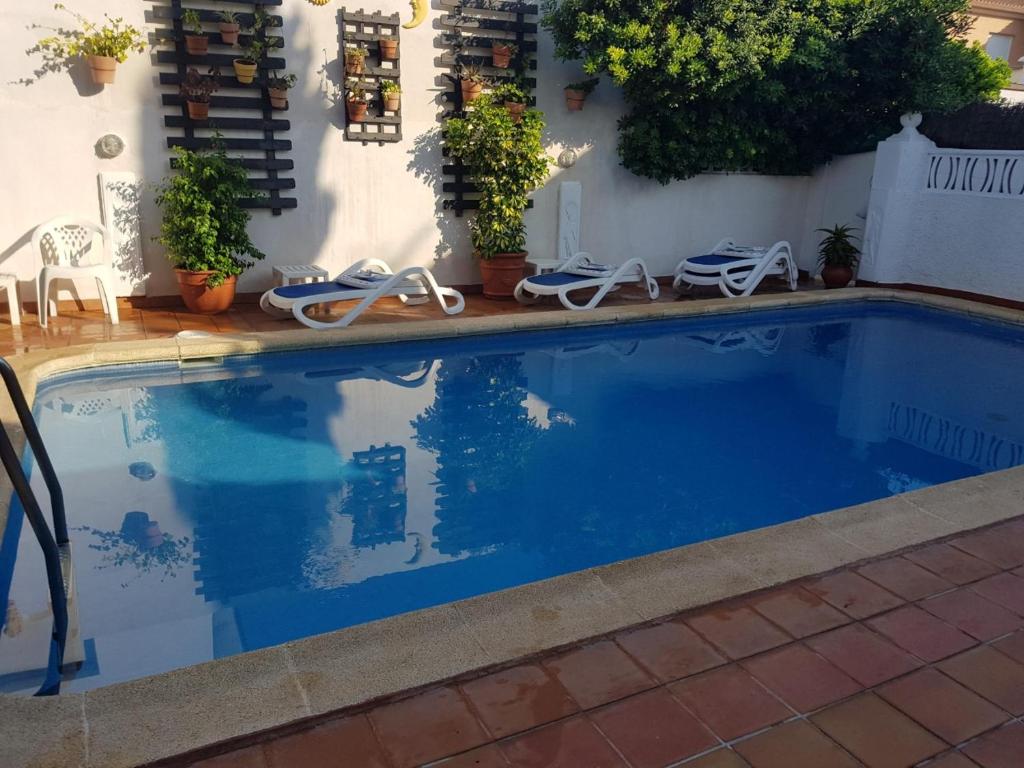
[96, 134, 125, 159]
[98, 172, 147, 296]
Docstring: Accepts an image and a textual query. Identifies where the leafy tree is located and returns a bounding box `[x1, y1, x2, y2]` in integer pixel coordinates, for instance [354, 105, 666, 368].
[543, 0, 1010, 182]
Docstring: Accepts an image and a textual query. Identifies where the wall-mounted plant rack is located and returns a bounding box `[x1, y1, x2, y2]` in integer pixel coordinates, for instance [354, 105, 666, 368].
[339, 9, 402, 144]
[151, 0, 296, 214]
[437, 0, 538, 215]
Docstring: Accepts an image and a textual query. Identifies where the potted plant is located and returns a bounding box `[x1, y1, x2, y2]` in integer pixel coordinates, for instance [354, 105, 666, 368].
[36, 4, 146, 85]
[218, 10, 240, 45]
[380, 79, 401, 111]
[817, 225, 860, 289]
[493, 82, 527, 122]
[155, 141, 265, 314]
[182, 9, 208, 56]
[345, 45, 368, 75]
[564, 77, 598, 111]
[459, 63, 486, 104]
[379, 36, 398, 61]
[233, 11, 279, 84]
[346, 80, 369, 122]
[267, 71, 296, 109]
[180, 66, 219, 120]
[444, 94, 550, 298]
[491, 40, 517, 69]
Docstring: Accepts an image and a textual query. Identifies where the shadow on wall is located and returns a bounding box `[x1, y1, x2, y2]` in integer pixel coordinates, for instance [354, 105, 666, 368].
[14, 19, 103, 96]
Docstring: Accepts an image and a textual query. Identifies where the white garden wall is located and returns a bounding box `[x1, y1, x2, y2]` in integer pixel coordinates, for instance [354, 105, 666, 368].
[861, 114, 1024, 303]
[1, 1, 871, 303]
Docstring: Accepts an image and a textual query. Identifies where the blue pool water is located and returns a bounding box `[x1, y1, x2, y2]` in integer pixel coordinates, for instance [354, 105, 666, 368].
[2, 301, 1024, 692]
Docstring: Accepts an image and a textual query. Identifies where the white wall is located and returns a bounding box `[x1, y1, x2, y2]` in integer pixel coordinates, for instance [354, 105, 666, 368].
[860, 114, 1024, 302]
[1, 1, 872, 301]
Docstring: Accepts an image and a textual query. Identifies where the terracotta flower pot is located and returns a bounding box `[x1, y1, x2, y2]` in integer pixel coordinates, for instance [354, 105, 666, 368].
[268, 87, 288, 109]
[186, 100, 210, 120]
[379, 38, 398, 60]
[87, 55, 117, 85]
[382, 93, 400, 111]
[347, 100, 368, 122]
[219, 22, 240, 45]
[345, 54, 365, 75]
[491, 42, 513, 68]
[175, 270, 237, 314]
[565, 88, 586, 111]
[461, 80, 483, 104]
[505, 101, 525, 122]
[233, 58, 258, 84]
[185, 34, 209, 56]
[479, 252, 527, 299]
[821, 265, 854, 289]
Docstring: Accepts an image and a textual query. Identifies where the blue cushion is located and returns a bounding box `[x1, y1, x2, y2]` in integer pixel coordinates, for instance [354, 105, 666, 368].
[525, 272, 596, 287]
[272, 281, 360, 300]
[686, 253, 750, 266]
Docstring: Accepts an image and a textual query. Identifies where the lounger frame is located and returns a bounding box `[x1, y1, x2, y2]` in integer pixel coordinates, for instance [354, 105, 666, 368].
[259, 259, 465, 329]
[514, 253, 659, 310]
[674, 239, 798, 298]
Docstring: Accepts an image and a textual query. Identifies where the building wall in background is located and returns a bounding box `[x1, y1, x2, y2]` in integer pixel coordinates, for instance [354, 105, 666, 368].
[0, 1, 870, 301]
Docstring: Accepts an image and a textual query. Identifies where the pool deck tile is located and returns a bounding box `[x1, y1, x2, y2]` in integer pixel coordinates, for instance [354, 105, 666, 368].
[497, 717, 625, 768]
[732, 719, 862, 768]
[904, 544, 1003, 585]
[918, 588, 1023, 641]
[923, 753, 984, 768]
[745, 585, 851, 639]
[961, 721, 1024, 768]
[459, 664, 579, 739]
[970, 572, 1024, 616]
[0, 692, 86, 768]
[668, 664, 792, 741]
[541, 640, 656, 710]
[682, 749, 752, 768]
[936, 645, 1024, 716]
[992, 630, 1024, 665]
[805, 570, 905, 619]
[741, 643, 863, 713]
[614, 618, 726, 683]
[950, 524, 1024, 570]
[855, 557, 955, 601]
[804, 622, 923, 687]
[261, 716, 387, 768]
[685, 605, 793, 660]
[876, 667, 1009, 744]
[867, 605, 977, 662]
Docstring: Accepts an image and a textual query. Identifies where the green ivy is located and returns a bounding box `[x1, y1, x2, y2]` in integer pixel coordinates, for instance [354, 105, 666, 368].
[443, 95, 551, 259]
[154, 143, 265, 287]
[543, 0, 1010, 182]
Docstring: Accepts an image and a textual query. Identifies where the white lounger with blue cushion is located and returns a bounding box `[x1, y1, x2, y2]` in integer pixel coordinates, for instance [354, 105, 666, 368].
[674, 239, 797, 298]
[514, 253, 659, 310]
[259, 258, 465, 329]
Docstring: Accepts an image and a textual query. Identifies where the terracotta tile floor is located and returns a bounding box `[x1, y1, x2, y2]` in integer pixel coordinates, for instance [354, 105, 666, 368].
[178, 517, 1024, 768]
[0, 278, 812, 357]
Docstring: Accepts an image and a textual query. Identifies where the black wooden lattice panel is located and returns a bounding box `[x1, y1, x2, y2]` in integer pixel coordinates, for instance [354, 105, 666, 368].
[152, 0, 296, 214]
[339, 9, 403, 144]
[438, 0, 539, 215]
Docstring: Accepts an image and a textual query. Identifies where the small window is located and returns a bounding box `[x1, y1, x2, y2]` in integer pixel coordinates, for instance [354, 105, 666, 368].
[986, 33, 1013, 62]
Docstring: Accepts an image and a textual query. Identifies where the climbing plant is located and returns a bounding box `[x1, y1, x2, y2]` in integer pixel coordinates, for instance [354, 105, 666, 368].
[542, 0, 1010, 182]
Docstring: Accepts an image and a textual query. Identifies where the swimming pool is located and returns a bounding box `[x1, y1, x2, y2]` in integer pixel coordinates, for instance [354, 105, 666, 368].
[2, 300, 1023, 692]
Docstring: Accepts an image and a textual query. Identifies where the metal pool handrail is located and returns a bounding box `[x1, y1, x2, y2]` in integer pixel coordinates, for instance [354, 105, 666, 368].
[0, 357, 68, 696]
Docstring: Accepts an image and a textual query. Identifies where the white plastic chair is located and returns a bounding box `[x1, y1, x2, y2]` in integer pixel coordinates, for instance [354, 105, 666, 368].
[32, 217, 119, 327]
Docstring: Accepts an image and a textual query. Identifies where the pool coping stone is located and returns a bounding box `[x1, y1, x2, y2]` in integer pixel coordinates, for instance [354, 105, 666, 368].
[2, 287, 1023, 768]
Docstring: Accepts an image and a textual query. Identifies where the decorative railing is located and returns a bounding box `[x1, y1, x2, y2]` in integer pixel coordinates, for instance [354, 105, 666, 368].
[925, 149, 1024, 198]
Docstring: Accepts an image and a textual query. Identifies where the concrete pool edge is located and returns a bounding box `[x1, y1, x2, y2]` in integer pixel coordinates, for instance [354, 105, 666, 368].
[1, 286, 1022, 767]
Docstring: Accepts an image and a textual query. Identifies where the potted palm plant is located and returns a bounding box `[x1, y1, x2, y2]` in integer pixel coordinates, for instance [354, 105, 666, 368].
[444, 94, 550, 298]
[345, 45, 368, 75]
[491, 40, 517, 69]
[346, 80, 369, 122]
[183, 9, 208, 55]
[180, 67, 219, 120]
[36, 4, 146, 85]
[493, 82, 526, 122]
[459, 63, 486, 104]
[380, 79, 401, 111]
[218, 10, 240, 45]
[564, 77, 598, 111]
[155, 141, 265, 314]
[267, 71, 296, 109]
[817, 225, 860, 289]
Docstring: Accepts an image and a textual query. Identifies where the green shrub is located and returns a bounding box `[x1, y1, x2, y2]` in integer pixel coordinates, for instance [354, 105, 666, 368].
[37, 3, 146, 63]
[543, 0, 1010, 182]
[154, 143, 265, 287]
[444, 95, 550, 258]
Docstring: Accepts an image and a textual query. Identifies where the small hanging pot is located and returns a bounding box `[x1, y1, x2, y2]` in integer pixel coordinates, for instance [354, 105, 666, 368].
[565, 88, 586, 111]
[87, 55, 117, 85]
[185, 34, 209, 56]
[461, 80, 483, 104]
[505, 101, 526, 122]
[491, 42, 513, 69]
[382, 93, 401, 111]
[219, 22, 240, 45]
[186, 100, 210, 120]
[345, 53, 365, 75]
[268, 87, 288, 109]
[346, 99, 368, 123]
[233, 58, 258, 84]
[379, 37, 398, 60]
